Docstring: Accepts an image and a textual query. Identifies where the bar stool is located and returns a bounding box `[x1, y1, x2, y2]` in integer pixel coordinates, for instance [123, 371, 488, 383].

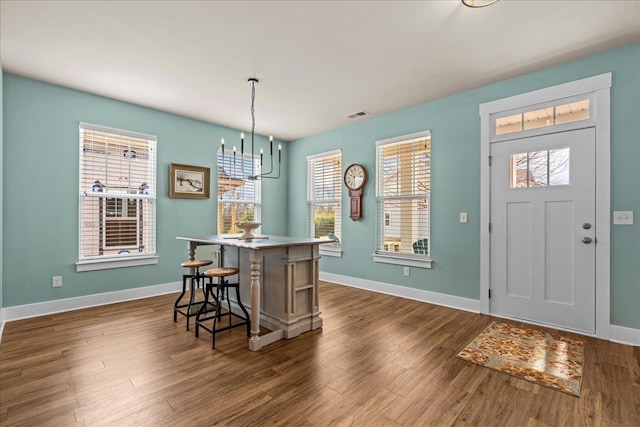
[195, 267, 251, 349]
[174, 259, 213, 330]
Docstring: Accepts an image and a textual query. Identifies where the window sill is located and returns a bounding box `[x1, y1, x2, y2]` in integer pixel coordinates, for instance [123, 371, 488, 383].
[320, 245, 343, 258]
[76, 255, 159, 272]
[372, 252, 432, 269]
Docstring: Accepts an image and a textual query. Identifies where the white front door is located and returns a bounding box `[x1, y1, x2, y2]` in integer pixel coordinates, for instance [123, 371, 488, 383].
[490, 127, 596, 333]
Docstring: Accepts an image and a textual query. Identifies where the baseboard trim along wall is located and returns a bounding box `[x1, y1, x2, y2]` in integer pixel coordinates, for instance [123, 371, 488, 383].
[610, 324, 640, 347]
[319, 272, 640, 347]
[1, 281, 182, 324]
[1, 276, 638, 347]
[0, 309, 5, 344]
[319, 272, 481, 314]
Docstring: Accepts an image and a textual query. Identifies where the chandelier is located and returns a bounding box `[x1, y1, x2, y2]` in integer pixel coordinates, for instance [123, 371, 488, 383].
[220, 78, 281, 180]
[461, 0, 499, 7]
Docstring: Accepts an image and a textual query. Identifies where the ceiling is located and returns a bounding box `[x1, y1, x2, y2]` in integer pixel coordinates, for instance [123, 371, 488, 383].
[1, 1, 639, 142]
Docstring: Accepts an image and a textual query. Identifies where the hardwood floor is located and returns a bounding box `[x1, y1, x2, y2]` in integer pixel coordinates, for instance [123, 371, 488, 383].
[1, 281, 638, 426]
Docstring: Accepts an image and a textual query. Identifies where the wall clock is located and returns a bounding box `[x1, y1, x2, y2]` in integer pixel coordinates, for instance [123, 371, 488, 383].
[344, 163, 367, 221]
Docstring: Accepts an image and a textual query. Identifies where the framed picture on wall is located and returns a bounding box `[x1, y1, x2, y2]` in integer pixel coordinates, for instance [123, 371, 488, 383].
[169, 163, 210, 199]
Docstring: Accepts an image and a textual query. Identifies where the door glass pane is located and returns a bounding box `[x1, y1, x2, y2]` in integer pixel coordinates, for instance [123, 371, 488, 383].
[549, 148, 570, 185]
[528, 151, 548, 187]
[510, 152, 529, 188]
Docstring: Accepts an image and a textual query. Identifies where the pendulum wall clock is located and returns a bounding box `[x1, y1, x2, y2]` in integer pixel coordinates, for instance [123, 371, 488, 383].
[343, 163, 367, 221]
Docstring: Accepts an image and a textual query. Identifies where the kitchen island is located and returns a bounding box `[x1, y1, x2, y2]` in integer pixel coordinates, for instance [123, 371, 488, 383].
[176, 235, 332, 351]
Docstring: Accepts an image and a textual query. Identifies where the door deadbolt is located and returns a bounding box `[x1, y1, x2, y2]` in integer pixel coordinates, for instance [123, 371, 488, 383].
[582, 223, 592, 230]
[582, 237, 593, 244]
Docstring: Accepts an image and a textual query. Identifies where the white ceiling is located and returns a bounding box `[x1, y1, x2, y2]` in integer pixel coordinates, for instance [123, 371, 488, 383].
[1, 1, 639, 142]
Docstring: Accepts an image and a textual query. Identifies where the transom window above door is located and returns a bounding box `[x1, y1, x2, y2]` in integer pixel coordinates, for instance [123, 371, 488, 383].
[492, 96, 591, 139]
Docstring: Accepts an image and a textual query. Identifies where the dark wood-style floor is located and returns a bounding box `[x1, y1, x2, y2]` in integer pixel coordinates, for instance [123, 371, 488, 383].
[1, 281, 638, 426]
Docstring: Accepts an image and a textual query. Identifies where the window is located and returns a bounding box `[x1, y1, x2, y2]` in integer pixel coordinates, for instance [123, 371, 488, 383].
[217, 151, 261, 234]
[307, 149, 342, 257]
[510, 148, 570, 188]
[374, 131, 431, 269]
[494, 97, 590, 137]
[77, 123, 157, 271]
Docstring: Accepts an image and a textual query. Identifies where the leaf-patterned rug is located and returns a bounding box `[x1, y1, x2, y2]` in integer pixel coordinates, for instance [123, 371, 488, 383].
[456, 322, 585, 396]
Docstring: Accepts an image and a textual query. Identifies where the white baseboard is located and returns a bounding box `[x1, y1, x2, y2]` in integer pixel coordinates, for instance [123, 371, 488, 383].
[610, 324, 640, 347]
[1, 281, 182, 324]
[0, 308, 5, 344]
[319, 272, 481, 313]
[2, 276, 637, 348]
[319, 272, 639, 347]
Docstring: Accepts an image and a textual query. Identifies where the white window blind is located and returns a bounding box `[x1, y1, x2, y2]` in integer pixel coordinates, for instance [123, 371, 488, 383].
[217, 151, 261, 234]
[376, 131, 430, 257]
[79, 124, 157, 263]
[307, 150, 342, 242]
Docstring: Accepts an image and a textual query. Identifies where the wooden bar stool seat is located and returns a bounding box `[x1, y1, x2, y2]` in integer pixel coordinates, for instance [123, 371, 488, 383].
[173, 259, 213, 330]
[195, 267, 251, 349]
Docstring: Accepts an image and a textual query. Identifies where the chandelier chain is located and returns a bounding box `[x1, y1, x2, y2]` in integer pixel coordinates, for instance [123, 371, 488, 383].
[251, 81, 256, 149]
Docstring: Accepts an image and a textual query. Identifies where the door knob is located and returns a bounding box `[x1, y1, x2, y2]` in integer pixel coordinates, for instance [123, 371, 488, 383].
[582, 223, 592, 230]
[582, 237, 592, 244]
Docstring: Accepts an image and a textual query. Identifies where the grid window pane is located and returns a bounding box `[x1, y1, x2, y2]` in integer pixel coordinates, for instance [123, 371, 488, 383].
[524, 107, 554, 131]
[79, 125, 156, 260]
[217, 151, 261, 234]
[510, 148, 570, 189]
[307, 151, 342, 241]
[494, 98, 589, 138]
[376, 133, 430, 256]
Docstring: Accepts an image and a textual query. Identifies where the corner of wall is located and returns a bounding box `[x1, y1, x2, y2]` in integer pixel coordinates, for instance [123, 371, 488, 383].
[1, 61, 5, 332]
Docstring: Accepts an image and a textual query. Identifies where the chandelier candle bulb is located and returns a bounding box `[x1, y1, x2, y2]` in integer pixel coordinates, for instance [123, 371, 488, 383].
[260, 148, 264, 165]
[278, 143, 282, 162]
[241, 132, 244, 154]
[270, 135, 273, 155]
[221, 138, 224, 155]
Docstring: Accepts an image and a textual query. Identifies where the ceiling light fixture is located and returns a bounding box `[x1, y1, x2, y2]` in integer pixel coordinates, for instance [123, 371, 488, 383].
[220, 78, 281, 180]
[462, 0, 499, 7]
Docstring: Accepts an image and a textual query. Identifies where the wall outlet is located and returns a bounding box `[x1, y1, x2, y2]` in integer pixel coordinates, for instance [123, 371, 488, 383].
[613, 211, 633, 225]
[460, 212, 468, 223]
[403, 267, 410, 277]
[52, 276, 62, 288]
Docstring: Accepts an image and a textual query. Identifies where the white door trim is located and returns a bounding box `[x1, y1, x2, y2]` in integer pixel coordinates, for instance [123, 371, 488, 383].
[479, 73, 611, 340]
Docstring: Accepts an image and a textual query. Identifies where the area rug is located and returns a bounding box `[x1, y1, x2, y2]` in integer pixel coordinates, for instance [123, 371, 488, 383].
[456, 322, 584, 396]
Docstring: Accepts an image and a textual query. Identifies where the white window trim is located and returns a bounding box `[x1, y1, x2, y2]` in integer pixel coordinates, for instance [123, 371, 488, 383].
[320, 245, 343, 258]
[373, 252, 432, 269]
[307, 148, 342, 249]
[77, 123, 157, 272]
[306, 148, 342, 161]
[373, 130, 432, 268]
[76, 255, 158, 272]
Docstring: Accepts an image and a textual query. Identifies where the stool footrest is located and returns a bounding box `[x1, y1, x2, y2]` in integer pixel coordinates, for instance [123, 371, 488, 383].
[194, 278, 251, 349]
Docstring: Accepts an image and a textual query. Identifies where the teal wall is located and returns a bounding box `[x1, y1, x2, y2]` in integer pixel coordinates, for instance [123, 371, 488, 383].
[2, 74, 288, 307]
[288, 42, 640, 329]
[2, 43, 638, 330]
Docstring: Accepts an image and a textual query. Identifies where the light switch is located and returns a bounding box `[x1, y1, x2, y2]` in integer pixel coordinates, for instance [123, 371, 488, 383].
[460, 212, 468, 223]
[613, 211, 633, 225]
